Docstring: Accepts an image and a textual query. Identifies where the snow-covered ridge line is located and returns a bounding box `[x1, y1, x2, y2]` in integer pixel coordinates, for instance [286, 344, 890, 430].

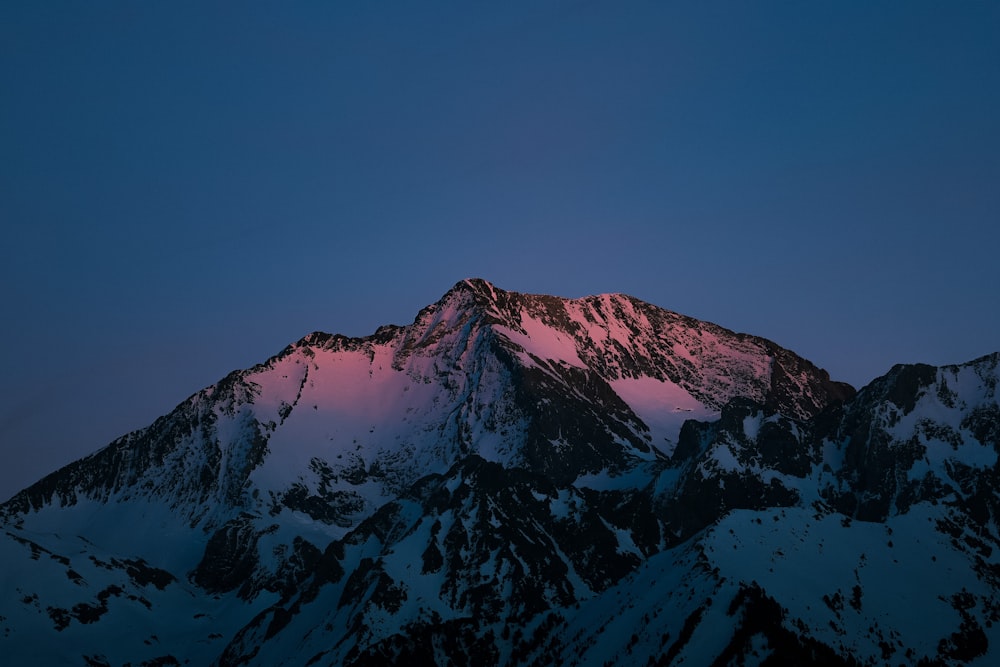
[1, 279, 999, 666]
[2, 279, 854, 521]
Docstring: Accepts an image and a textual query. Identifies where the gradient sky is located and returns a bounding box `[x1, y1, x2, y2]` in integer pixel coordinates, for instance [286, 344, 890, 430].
[2, 2, 998, 501]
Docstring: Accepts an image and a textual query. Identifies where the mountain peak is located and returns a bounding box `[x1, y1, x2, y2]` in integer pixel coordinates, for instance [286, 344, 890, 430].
[3, 280, 998, 666]
[440, 277, 504, 306]
[453, 276, 498, 295]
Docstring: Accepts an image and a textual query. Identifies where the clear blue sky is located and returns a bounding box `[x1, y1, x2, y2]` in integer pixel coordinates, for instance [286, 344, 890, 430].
[2, 1, 998, 500]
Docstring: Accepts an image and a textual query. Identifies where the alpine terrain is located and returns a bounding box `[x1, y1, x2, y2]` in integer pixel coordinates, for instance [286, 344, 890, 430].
[2, 278, 998, 666]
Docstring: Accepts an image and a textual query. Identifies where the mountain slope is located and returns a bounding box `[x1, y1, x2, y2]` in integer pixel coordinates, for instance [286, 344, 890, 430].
[1, 279, 995, 666]
[2, 279, 851, 548]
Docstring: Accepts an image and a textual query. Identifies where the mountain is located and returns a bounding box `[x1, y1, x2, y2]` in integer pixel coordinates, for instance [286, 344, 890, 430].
[1, 278, 997, 666]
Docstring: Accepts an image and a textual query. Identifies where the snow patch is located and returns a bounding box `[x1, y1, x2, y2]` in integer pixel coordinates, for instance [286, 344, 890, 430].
[610, 376, 716, 453]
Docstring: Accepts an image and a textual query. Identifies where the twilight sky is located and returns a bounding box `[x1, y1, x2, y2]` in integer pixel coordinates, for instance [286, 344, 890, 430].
[2, 2, 998, 501]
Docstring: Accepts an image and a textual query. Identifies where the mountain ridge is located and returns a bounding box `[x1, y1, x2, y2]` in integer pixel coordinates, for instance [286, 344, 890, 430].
[2, 279, 852, 520]
[1, 279, 996, 666]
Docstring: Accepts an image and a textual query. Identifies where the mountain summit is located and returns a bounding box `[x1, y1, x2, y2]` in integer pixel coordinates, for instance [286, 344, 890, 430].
[1, 280, 997, 666]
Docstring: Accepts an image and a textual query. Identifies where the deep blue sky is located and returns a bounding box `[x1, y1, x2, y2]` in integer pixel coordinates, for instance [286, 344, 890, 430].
[2, 2, 998, 500]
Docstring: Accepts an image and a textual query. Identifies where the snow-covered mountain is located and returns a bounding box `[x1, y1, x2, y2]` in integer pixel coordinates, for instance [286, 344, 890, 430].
[1, 279, 997, 666]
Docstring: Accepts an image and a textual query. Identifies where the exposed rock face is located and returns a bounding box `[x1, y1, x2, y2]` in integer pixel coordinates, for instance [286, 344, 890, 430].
[821, 354, 1000, 521]
[1, 280, 997, 666]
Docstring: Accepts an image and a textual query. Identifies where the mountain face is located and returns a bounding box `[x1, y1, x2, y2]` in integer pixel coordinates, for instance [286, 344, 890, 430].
[1, 279, 997, 666]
